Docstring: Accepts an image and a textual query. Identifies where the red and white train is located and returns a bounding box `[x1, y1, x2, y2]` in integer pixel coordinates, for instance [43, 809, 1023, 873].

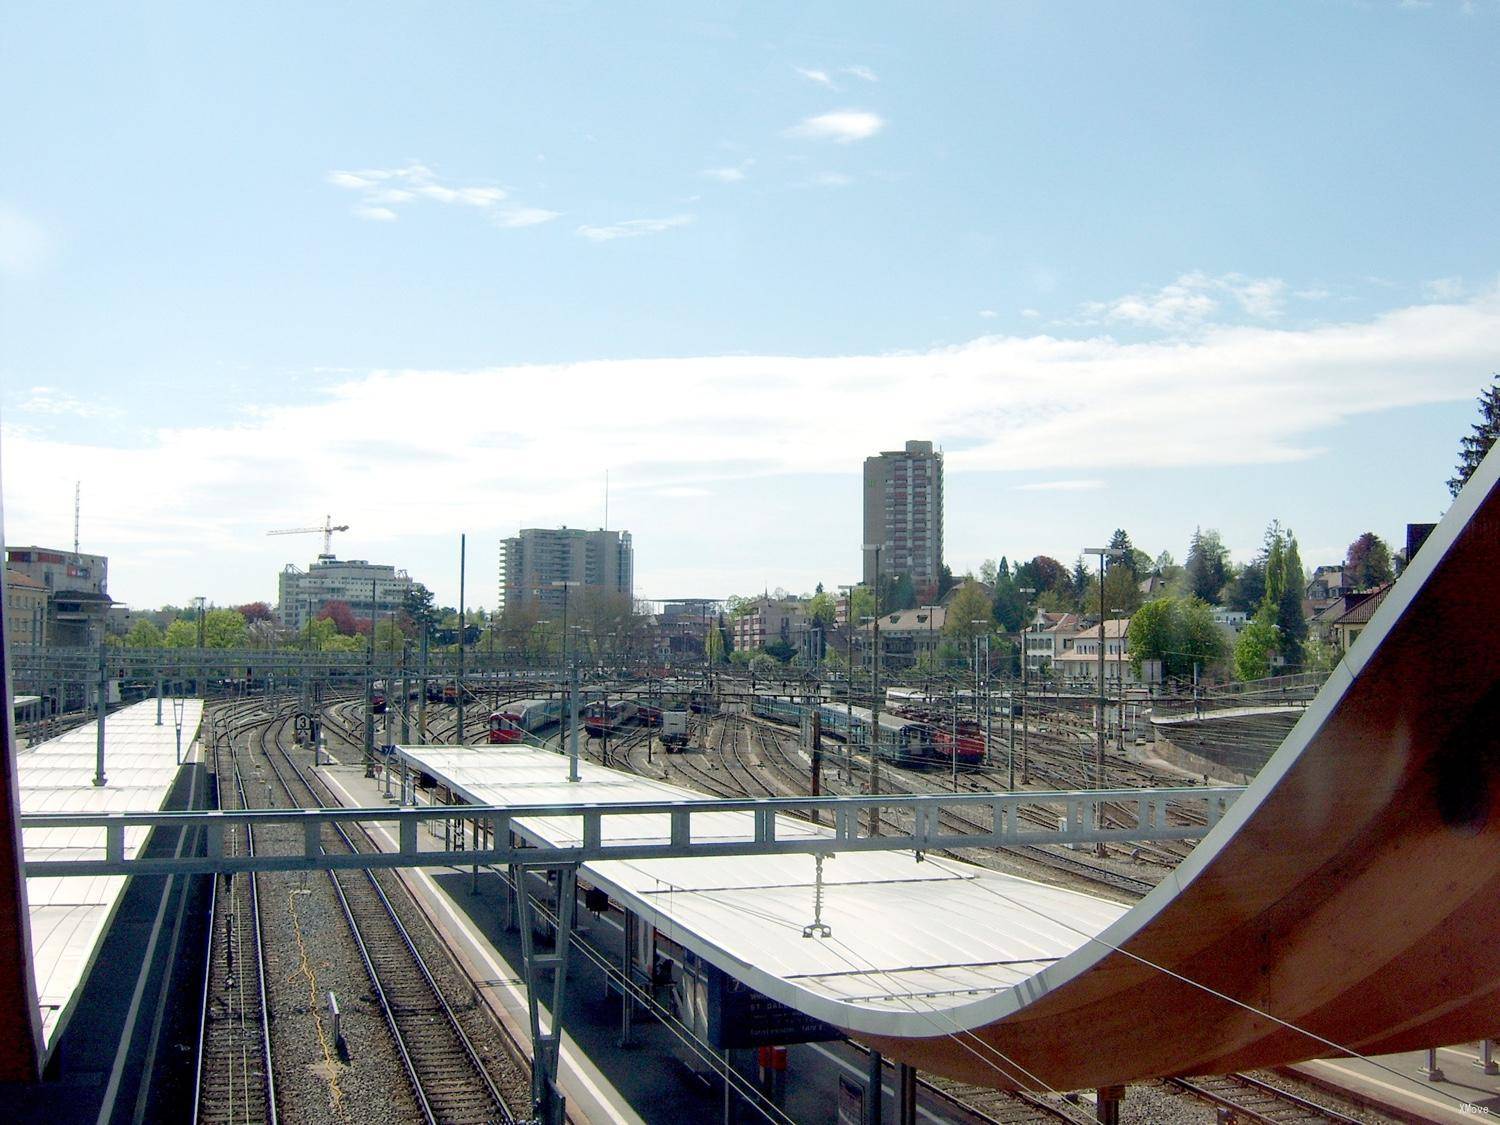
[487, 697, 565, 743]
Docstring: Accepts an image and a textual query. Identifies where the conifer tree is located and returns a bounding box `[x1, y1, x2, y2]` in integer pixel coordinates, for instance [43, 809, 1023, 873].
[1448, 375, 1500, 497]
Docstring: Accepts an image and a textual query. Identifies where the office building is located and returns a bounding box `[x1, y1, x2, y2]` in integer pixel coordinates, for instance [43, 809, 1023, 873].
[4, 546, 114, 647]
[499, 528, 633, 612]
[276, 556, 412, 632]
[861, 440, 944, 592]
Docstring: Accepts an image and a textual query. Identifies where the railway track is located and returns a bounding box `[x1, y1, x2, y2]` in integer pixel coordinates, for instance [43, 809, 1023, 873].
[1167, 1073, 1366, 1124]
[194, 704, 277, 1125]
[207, 699, 527, 1124]
[738, 710, 1160, 898]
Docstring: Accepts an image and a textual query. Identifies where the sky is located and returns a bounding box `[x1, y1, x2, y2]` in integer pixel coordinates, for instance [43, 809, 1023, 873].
[2, 2, 1498, 611]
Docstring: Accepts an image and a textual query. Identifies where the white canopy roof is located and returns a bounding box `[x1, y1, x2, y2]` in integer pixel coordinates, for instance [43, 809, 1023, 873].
[18, 699, 202, 1049]
[397, 743, 1126, 1036]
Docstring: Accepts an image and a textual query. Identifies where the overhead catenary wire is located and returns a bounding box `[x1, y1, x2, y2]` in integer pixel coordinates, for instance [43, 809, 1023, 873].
[960, 877, 1481, 1112]
[491, 865, 800, 1125]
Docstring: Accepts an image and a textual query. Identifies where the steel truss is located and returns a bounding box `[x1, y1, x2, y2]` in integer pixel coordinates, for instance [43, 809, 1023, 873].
[21, 786, 1242, 879]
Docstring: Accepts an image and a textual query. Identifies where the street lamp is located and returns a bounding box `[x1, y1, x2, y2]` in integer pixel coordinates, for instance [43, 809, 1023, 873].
[193, 595, 206, 698]
[1084, 548, 1126, 855]
[837, 584, 857, 783]
[1015, 587, 1036, 788]
[862, 545, 883, 836]
[967, 619, 987, 793]
[1110, 607, 1129, 753]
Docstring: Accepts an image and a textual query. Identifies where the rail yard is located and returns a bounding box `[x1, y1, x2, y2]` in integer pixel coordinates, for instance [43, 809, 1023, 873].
[109, 666, 1404, 1125]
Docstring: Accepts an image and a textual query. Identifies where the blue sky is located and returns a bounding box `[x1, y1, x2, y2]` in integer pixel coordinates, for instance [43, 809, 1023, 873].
[3, 2, 1498, 609]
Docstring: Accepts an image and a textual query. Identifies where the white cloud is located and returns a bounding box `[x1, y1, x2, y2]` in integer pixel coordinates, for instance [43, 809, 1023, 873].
[10, 291, 1500, 605]
[1020, 308, 1041, 319]
[1012, 479, 1105, 492]
[576, 215, 694, 242]
[326, 162, 553, 227]
[493, 207, 560, 228]
[978, 309, 998, 319]
[844, 65, 878, 83]
[0, 205, 49, 277]
[811, 171, 853, 187]
[795, 66, 836, 88]
[655, 486, 713, 498]
[1294, 287, 1332, 300]
[14, 386, 110, 418]
[1079, 271, 1287, 332]
[786, 110, 885, 143]
[702, 159, 754, 183]
[1424, 276, 1465, 300]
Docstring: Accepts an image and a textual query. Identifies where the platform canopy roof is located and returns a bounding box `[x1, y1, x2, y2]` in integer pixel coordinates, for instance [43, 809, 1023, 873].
[18, 700, 202, 1051]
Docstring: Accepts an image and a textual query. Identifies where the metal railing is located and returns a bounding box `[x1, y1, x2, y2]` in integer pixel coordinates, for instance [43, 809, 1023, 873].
[22, 786, 1243, 878]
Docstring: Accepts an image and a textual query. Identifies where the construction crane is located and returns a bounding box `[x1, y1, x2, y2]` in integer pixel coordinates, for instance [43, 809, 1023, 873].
[268, 515, 349, 558]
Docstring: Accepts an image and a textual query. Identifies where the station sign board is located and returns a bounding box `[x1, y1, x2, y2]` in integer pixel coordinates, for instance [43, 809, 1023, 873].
[703, 959, 840, 1049]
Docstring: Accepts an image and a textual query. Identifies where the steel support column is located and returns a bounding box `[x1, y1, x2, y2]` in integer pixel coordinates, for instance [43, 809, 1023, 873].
[516, 862, 578, 1125]
[1095, 1084, 1124, 1124]
[896, 1062, 916, 1125]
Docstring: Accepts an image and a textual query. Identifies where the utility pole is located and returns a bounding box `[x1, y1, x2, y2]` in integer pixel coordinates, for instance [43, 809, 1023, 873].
[457, 534, 467, 743]
[1016, 588, 1035, 786]
[365, 577, 376, 777]
[1084, 548, 1125, 856]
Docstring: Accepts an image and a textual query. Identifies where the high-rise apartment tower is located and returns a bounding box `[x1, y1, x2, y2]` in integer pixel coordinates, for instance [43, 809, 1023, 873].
[862, 440, 944, 592]
[499, 528, 633, 612]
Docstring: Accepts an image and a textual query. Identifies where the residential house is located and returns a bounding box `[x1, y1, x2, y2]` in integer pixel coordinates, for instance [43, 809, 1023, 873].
[1054, 619, 1143, 685]
[1023, 611, 1082, 676]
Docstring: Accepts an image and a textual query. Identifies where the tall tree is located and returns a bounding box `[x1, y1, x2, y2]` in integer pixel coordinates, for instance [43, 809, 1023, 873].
[1275, 532, 1308, 668]
[202, 608, 248, 648]
[935, 564, 957, 601]
[125, 619, 165, 648]
[1128, 595, 1226, 680]
[1070, 556, 1091, 606]
[942, 582, 994, 642]
[402, 583, 438, 634]
[1448, 374, 1500, 497]
[1233, 610, 1280, 682]
[1345, 532, 1393, 590]
[1108, 529, 1138, 578]
[1222, 559, 1266, 613]
[847, 585, 875, 624]
[317, 600, 360, 635]
[164, 619, 198, 648]
[235, 601, 274, 623]
[804, 591, 837, 628]
[1015, 555, 1069, 595]
[990, 559, 1028, 632]
[886, 572, 917, 611]
[1184, 527, 1230, 604]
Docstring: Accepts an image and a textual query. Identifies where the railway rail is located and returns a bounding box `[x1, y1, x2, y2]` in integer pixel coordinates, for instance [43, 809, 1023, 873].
[194, 704, 277, 1125]
[1167, 1073, 1367, 1124]
[204, 698, 527, 1124]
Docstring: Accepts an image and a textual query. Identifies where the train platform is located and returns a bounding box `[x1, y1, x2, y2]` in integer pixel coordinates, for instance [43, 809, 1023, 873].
[18, 698, 203, 1052]
[1293, 1044, 1500, 1123]
[314, 743, 1071, 1123]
